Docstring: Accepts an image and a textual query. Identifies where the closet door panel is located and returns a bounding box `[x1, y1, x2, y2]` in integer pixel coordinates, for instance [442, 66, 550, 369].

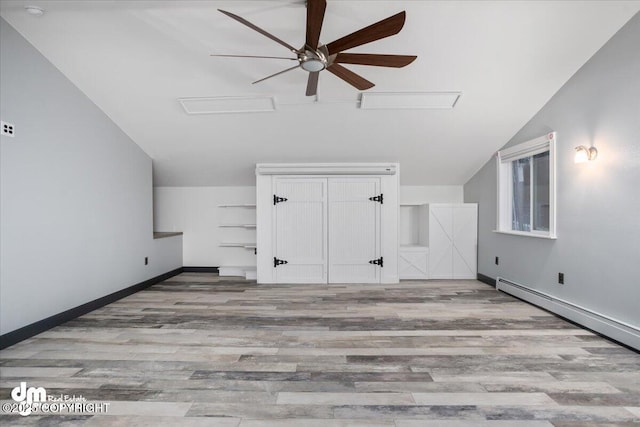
[452, 205, 478, 279]
[328, 178, 380, 283]
[399, 248, 429, 279]
[428, 205, 453, 279]
[274, 178, 327, 283]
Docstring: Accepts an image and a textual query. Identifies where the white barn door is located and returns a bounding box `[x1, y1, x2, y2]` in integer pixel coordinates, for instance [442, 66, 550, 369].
[452, 205, 478, 279]
[428, 205, 454, 279]
[273, 178, 327, 283]
[328, 178, 381, 283]
[428, 204, 478, 279]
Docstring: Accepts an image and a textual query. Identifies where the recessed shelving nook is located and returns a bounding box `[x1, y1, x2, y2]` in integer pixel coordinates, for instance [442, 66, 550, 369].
[399, 203, 429, 279]
[217, 203, 257, 279]
[400, 203, 429, 247]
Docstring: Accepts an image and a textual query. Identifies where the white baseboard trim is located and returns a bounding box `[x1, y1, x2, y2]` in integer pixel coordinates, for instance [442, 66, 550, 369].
[496, 277, 640, 351]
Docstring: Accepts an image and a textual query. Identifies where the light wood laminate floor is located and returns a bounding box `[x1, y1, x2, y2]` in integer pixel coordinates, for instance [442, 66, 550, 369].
[1, 273, 639, 426]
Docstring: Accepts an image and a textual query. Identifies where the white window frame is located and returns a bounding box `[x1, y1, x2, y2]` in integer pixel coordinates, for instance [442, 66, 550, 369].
[495, 132, 557, 239]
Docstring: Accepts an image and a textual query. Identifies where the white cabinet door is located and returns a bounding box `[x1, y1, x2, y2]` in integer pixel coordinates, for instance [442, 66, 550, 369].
[428, 204, 477, 280]
[399, 247, 429, 279]
[328, 178, 381, 283]
[428, 205, 454, 279]
[273, 178, 327, 283]
[452, 205, 478, 279]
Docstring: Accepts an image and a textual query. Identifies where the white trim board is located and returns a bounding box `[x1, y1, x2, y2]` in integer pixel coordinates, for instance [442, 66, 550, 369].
[256, 163, 397, 176]
[497, 277, 640, 351]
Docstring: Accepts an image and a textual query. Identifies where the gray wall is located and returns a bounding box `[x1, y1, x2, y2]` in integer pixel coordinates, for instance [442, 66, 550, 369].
[464, 13, 640, 329]
[0, 19, 182, 335]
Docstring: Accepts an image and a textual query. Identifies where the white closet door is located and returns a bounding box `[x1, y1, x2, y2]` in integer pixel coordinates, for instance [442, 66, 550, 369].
[452, 205, 478, 279]
[428, 205, 453, 279]
[328, 178, 380, 283]
[273, 178, 327, 283]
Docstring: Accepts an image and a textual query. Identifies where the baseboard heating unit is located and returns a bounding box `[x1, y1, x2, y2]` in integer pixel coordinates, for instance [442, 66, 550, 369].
[496, 277, 639, 351]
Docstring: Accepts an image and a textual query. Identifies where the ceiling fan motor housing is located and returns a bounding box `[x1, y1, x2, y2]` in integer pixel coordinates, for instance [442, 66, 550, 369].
[299, 47, 329, 72]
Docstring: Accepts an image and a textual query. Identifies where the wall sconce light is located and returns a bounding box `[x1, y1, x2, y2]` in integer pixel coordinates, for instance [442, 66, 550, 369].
[574, 145, 598, 163]
[25, 6, 45, 16]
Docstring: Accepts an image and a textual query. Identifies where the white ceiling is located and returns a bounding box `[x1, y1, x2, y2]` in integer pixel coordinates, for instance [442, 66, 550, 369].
[1, 1, 638, 186]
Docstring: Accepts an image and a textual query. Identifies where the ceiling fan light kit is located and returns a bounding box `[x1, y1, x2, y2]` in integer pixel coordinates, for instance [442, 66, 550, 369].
[300, 49, 327, 72]
[214, 0, 417, 96]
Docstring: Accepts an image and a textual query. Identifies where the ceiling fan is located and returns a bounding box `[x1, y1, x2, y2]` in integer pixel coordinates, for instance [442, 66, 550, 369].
[212, 0, 417, 96]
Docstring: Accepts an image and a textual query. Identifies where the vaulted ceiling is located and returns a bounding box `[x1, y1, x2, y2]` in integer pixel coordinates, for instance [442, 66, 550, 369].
[1, 1, 638, 185]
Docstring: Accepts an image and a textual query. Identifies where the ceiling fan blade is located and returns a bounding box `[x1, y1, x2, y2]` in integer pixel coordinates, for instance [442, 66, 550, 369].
[335, 53, 416, 68]
[252, 65, 301, 84]
[211, 54, 298, 61]
[326, 11, 406, 55]
[218, 9, 298, 53]
[306, 0, 326, 50]
[326, 63, 374, 91]
[306, 72, 320, 96]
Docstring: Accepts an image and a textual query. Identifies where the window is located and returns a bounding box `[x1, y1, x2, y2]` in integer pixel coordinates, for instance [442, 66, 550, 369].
[496, 133, 556, 238]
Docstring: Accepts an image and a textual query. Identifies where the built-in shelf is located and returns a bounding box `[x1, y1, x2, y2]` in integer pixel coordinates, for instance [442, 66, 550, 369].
[400, 203, 428, 247]
[218, 204, 256, 208]
[218, 202, 257, 278]
[400, 244, 428, 250]
[153, 231, 183, 239]
[399, 204, 429, 280]
[219, 266, 257, 279]
[219, 243, 257, 250]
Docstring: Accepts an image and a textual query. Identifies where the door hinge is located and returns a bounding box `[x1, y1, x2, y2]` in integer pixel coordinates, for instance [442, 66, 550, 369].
[273, 195, 288, 205]
[369, 257, 383, 267]
[274, 257, 288, 268]
[369, 194, 383, 204]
